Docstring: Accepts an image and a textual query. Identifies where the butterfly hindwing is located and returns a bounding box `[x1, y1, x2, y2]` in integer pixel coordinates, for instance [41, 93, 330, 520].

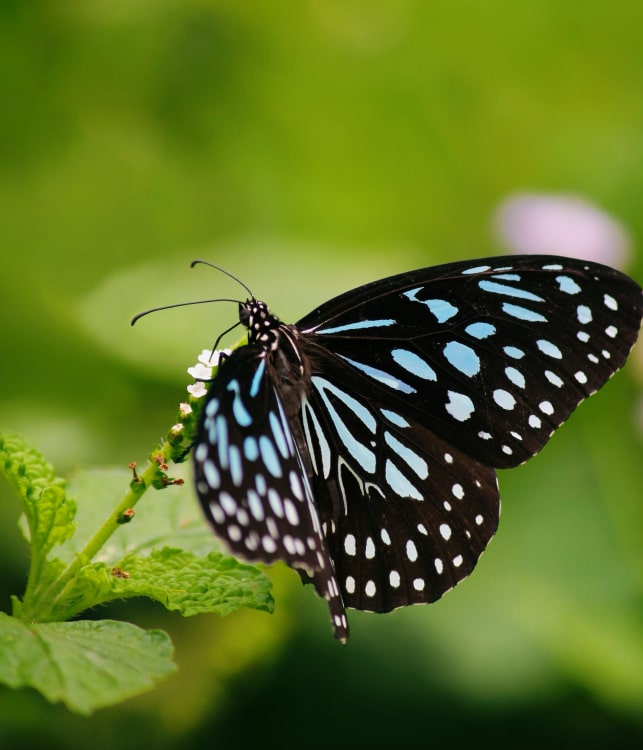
[299, 357, 500, 611]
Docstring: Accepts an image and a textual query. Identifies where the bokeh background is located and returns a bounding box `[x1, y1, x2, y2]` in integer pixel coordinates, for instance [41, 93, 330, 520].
[1, 1, 642, 747]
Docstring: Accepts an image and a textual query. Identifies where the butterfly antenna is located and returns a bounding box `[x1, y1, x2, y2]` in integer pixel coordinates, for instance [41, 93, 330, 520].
[190, 259, 255, 299]
[211, 320, 243, 355]
[130, 298, 243, 326]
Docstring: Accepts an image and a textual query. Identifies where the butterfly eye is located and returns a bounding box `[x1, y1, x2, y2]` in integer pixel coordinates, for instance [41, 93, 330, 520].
[193, 255, 642, 642]
[239, 303, 251, 325]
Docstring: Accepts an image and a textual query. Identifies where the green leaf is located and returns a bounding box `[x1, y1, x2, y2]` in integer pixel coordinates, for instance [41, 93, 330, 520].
[0, 433, 65, 495]
[0, 613, 176, 715]
[1, 433, 77, 617]
[0, 433, 76, 556]
[114, 548, 274, 616]
[51, 549, 274, 620]
[25, 485, 77, 557]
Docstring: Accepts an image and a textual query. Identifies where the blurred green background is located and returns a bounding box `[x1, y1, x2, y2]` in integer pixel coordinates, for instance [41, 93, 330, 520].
[1, 1, 642, 747]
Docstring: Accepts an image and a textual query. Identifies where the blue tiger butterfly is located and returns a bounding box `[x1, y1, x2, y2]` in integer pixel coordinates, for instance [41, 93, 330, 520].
[135, 255, 642, 642]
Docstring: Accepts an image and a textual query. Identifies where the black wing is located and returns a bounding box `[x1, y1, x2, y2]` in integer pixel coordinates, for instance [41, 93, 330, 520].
[193, 345, 349, 641]
[298, 352, 500, 612]
[297, 254, 642, 469]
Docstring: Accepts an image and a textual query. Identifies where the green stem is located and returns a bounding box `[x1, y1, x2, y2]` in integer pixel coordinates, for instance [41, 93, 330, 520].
[20, 444, 173, 622]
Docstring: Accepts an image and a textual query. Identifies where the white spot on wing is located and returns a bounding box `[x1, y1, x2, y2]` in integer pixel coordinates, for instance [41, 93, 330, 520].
[537, 339, 563, 359]
[445, 391, 475, 421]
[493, 389, 516, 410]
[539, 400, 554, 415]
[603, 294, 618, 311]
[545, 370, 564, 388]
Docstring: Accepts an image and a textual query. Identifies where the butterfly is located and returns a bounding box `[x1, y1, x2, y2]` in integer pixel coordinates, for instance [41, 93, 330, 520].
[158, 255, 642, 643]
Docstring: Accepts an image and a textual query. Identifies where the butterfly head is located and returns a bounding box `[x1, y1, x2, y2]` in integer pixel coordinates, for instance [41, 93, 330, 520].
[239, 299, 282, 350]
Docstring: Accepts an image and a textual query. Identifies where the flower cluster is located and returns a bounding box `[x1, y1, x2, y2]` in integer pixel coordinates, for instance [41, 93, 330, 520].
[186, 348, 231, 398]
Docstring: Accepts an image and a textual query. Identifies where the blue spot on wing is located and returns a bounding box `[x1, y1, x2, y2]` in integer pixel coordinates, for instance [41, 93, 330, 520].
[479, 279, 544, 303]
[340, 354, 417, 393]
[556, 275, 582, 295]
[316, 319, 396, 334]
[504, 345, 526, 359]
[259, 435, 283, 478]
[443, 341, 480, 377]
[403, 288, 458, 322]
[250, 358, 266, 397]
[465, 322, 496, 339]
[243, 436, 259, 461]
[502, 303, 548, 323]
[391, 349, 438, 380]
[227, 379, 253, 426]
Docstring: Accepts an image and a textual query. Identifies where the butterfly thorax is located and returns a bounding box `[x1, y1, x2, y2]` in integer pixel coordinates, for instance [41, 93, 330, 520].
[240, 299, 311, 417]
[240, 299, 282, 351]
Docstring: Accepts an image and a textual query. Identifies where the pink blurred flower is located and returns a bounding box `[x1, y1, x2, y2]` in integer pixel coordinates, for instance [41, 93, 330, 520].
[494, 193, 632, 269]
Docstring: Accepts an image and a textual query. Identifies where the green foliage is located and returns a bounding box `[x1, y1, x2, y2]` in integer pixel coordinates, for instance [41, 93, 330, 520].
[0, 433, 273, 714]
[106, 548, 273, 618]
[0, 615, 176, 715]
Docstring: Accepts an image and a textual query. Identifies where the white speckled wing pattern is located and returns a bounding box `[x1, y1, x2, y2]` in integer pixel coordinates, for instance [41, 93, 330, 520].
[193, 255, 642, 641]
[194, 345, 349, 640]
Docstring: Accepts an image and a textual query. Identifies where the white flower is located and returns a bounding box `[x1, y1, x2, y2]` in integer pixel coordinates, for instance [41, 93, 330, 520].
[187, 362, 214, 380]
[179, 402, 192, 417]
[198, 348, 231, 367]
[187, 347, 232, 397]
[170, 423, 184, 436]
[187, 382, 208, 398]
[197, 349, 217, 366]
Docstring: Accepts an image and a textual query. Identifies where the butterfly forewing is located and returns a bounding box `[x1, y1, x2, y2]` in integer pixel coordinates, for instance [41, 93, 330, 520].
[193, 344, 349, 640]
[297, 255, 642, 469]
